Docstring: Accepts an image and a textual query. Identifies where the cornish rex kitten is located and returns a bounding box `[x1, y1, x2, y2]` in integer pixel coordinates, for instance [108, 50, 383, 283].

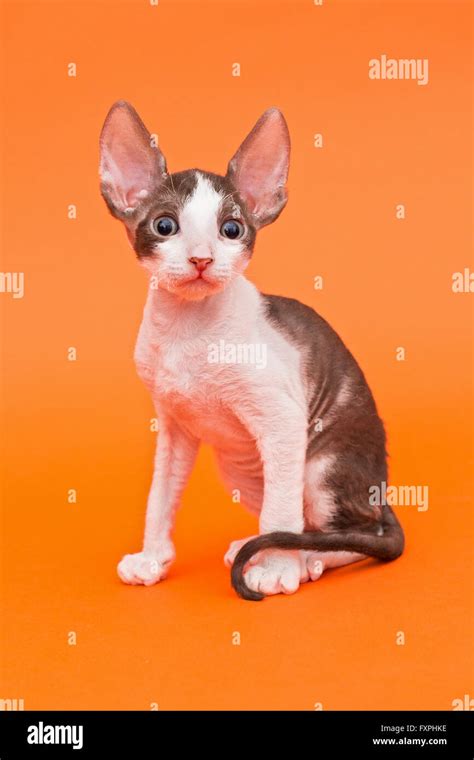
[99, 101, 404, 601]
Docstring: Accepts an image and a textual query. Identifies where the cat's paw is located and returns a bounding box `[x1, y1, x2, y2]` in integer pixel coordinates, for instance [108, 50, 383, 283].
[304, 551, 325, 581]
[117, 551, 172, 586]
[224, 536, 258, 567]
[243, 549, 303, 596]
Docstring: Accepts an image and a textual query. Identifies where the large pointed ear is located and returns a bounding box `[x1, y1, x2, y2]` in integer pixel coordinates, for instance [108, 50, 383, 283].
[226, 108, 290, 229]
[99, 101, 167, 221]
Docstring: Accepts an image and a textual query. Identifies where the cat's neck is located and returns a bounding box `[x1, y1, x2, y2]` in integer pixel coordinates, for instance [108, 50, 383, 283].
[144, 275, 259, 341]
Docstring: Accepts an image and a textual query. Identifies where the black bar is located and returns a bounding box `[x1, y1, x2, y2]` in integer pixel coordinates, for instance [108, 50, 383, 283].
[0, 711, 472, 757]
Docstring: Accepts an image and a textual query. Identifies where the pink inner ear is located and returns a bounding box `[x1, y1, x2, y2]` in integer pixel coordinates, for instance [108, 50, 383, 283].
[228, 109, 290, 220]
[100, 102, 165, 214]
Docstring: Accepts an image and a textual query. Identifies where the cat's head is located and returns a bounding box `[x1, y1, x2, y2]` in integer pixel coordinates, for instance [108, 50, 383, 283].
[99, 101, 290, 301]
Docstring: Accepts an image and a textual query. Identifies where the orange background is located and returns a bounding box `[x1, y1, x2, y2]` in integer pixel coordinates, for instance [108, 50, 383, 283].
[1, 0, 472, 710]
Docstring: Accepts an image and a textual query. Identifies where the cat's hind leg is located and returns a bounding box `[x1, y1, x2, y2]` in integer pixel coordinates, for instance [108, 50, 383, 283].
[300, 454, 376, 581]
[302, 550, 366, 582]
[224, 536, 258, 567]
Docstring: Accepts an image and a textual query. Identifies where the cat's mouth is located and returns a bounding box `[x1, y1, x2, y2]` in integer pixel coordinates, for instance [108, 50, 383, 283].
[159, 268, 228, 299]
[181, 271, 217, 286]
[176, 269, 230, 300]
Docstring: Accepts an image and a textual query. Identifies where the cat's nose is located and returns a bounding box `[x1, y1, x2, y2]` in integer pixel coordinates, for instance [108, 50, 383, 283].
[189, 256, 213, 272]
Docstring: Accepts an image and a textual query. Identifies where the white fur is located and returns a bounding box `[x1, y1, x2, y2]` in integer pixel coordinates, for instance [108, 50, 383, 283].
[302, 550, 366, 581]
[244, 550, 302, 595]
[224, 540, 365, 586]
[303, 455, 338, 529]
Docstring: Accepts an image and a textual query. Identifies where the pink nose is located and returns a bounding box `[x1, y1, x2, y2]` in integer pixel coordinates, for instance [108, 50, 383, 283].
[189, 256, 213, 272]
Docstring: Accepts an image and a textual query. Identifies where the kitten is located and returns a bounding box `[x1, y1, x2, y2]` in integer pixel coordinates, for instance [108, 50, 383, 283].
[99, 102, 404, 601]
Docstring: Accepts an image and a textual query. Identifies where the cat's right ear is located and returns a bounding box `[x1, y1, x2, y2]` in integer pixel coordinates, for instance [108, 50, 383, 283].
[99, 101, 167, 221]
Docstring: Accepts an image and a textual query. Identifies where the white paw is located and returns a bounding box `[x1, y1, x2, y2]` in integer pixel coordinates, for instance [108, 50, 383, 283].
[224, 536, 258, 567]
[304, 551, 325, 581]
[243, 550, 303, 596]
[117, 551, 172, 586]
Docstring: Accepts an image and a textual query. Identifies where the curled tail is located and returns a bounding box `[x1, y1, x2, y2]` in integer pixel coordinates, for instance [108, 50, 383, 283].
[231, 505, 405, 601]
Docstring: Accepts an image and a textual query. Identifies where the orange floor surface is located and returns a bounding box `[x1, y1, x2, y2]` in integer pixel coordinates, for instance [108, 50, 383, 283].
[1, 0, 472, 710]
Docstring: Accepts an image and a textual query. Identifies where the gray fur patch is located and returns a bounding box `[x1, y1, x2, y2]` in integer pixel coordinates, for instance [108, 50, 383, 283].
[262, 294, 387, 530]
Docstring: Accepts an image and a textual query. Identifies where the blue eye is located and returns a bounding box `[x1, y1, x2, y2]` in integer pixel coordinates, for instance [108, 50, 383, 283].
[220, 219, 244, 240]
[153, 216, 179, 236]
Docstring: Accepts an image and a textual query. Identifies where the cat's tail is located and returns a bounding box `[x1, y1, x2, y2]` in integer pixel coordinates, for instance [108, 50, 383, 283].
[230, 505, 405, 601]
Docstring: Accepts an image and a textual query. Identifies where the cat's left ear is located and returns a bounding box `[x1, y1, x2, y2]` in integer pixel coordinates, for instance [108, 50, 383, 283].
[226, 108, 290, 228]
[99, 100, 167, 221]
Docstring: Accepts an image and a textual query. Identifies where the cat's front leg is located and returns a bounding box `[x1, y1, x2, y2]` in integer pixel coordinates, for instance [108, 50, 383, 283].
[118, 415, 199, 586]
[233, 394, 308, 595]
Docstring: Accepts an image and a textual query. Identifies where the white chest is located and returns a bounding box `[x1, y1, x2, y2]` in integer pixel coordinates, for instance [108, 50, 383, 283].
[136, 332, 255, 449]
[132, 276, 305, 451]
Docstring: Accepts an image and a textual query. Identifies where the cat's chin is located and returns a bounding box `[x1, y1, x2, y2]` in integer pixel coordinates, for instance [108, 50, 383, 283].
[163, 276, 228, 301]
